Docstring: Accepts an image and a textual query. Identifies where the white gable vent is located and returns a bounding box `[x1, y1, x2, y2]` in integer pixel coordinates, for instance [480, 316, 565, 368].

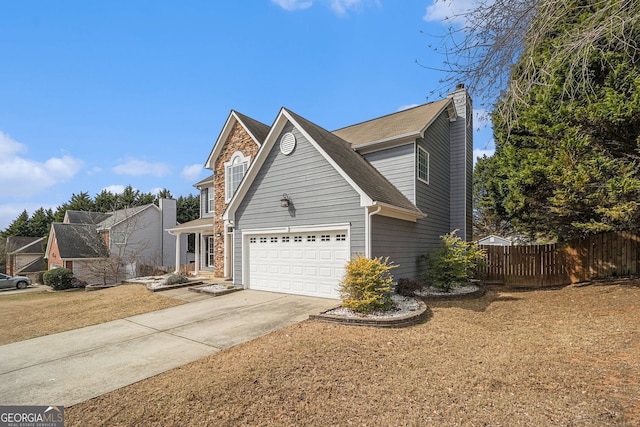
[280, 132, 296, 155]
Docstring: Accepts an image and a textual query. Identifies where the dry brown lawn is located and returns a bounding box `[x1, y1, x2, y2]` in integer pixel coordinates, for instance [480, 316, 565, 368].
[0, 284, 183, 345]
[65, 281, 640, 426]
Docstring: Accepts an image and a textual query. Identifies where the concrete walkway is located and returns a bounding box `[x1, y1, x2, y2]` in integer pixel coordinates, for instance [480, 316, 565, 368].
[0, 290, 337, 407]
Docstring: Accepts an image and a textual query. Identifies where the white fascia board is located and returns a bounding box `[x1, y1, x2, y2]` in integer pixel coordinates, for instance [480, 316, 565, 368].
[242, 223, 351, 235]
[281, 110, 374, 208]
[351, 134, 419, 153]
[418, 99, 454, 138]
[205, 111, 263, 170]
[370, 202, 426, 223]
[166, 224, 213, 234]
[223, 112, 288, 222]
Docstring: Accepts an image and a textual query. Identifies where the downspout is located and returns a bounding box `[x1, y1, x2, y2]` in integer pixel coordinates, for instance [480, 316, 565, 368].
[366, 204, 382, 258]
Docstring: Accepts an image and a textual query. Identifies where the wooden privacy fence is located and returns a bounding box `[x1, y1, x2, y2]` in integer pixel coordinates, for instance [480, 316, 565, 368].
[479, 230, 640, 287]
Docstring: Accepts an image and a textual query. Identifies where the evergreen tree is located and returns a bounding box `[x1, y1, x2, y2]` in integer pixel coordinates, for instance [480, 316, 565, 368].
[94, 189, 119, 212]
[480, 0, 640, 240]
[3, 210, 31, 237]
[29, 208, 55, 237]
[177, 194, 200, 225]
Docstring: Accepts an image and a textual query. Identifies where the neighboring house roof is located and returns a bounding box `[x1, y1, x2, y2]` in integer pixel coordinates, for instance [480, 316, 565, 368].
[96, 205, 154, 231]
[477, 235, 512, 245]
[333, 99, 454, 148]
[19, 257, 45, 274]
[285, 109, 422, 214]
[51, 223, 109, 259]
[6, 236, 44, 254]
[65, 210, 113, 225]
[205, 110, 269, 169]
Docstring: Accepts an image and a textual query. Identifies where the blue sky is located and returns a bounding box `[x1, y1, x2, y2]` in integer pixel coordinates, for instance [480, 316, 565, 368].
[0, 0, 494, 230]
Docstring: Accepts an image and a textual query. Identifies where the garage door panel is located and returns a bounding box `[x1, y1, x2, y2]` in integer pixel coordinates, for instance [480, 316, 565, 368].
[247, 230, 348, 299]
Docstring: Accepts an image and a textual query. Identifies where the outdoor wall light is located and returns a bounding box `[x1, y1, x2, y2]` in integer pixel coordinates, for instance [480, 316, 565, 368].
[280, 193, 291, 207]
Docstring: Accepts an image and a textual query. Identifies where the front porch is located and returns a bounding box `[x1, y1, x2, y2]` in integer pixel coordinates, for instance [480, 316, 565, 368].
[167, 218, 220, 277]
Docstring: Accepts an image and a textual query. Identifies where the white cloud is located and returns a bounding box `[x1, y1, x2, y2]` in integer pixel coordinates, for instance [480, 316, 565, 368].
[181, 163, 204, 181]
[423, 0, 478, 25]
[112, 159, 170, 177]
[473, 108, 491, 127]
[87, 166, 102, 176]
[397, 103, 420, 112]
[329, 0, 365, 15]
[272, 0, 374, 15]
[0, 130, 84, 198]
[102, 184, 126, 194]
[473, 148, 495, 166]
[271, 0, 313, 11]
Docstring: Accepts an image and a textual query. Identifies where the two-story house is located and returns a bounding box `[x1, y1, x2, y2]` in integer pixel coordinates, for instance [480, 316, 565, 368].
[169, 85, 472, 299]
[46, 198, 178, 284]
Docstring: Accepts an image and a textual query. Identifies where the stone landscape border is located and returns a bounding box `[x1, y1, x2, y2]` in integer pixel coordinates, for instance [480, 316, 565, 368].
[419, 284, 486, 301]
[309, 299, 429, 328]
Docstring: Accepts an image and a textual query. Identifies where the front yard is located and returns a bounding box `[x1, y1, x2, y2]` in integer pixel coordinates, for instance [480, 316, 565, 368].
[0, 284, 184, 345]
[61, 281, 639, 426]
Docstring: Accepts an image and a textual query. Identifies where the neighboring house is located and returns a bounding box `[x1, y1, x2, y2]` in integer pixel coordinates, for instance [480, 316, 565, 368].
[45, 199, 178, 284]
[5, 236, 46, 281]
[477, 235, 513, 246]
[169, 85, 473, 299]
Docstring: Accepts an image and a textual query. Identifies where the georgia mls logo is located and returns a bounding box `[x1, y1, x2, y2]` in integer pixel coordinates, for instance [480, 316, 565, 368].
[0, 405, 64, 427]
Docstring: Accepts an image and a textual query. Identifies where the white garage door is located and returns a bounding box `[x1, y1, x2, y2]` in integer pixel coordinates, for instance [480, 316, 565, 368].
[247, 230, 349, 299]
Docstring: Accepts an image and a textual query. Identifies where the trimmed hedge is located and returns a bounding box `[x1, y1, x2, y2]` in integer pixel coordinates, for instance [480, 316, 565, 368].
[43, 268, 74, 291]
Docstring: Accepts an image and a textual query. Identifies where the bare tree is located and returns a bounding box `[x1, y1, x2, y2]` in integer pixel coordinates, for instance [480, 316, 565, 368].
[423, 0, 639, 126]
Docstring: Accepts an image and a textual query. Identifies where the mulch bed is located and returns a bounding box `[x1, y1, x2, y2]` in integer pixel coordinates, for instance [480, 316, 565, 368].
[66, 280, 640, 426]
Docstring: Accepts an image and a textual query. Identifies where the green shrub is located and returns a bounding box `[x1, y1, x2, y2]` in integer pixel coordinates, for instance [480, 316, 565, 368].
[340, 255, 396, 314]
[422, 230, 486, 292]
[43, 268, 75, 291]
[166, 274, 188, 285]
[37, 271, 45, 285]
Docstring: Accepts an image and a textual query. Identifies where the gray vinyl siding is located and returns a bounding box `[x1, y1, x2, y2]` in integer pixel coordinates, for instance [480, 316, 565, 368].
[363, 143, 415, 203]
[233, 122, 366, 286]
[371, 215, 419, 279]
[416, 111, 452, 249]
[449, 93, 473, 240]
[370, 111, 452, 281]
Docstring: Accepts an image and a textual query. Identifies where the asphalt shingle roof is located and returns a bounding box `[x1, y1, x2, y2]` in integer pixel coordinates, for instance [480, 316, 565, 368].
[332, 99, 451, 146]
[285, 109, 421, 214]
[234, 111, 270, 144]
[66, 211, 112, 225]
[52, 223, 109, 259]
[6, 236, 44, 254]
[96, 205, 152, 230]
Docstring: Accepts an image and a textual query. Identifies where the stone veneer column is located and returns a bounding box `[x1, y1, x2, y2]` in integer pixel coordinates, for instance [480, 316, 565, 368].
[212, 121, 260, 277]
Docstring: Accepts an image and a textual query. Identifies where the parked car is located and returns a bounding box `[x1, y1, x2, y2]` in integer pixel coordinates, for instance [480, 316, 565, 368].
[0, 273, 32, 289]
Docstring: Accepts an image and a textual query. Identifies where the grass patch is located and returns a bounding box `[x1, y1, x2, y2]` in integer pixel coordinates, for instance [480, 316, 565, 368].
[0, 284, 184, 345]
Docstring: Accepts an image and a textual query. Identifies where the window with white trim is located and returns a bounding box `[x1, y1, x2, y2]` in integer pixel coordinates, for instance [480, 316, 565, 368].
[208, 186, 215, 213]
[111, 232, 127, 245]
[417, 146, 430, 184]
[225, 151, 250, 203]
[336, 234, 346, 241]
[321, 235, 330, 242]
[282, 236, 290, 243]
[250, 237, 257, 244]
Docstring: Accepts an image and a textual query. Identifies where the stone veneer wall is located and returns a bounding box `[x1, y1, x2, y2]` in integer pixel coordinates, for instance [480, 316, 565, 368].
[212, 121, 260, 277]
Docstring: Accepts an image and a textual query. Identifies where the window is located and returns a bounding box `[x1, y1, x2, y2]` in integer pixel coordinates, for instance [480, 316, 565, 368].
[336, 234, 346, 241]
[282, 236, 290, 243]
[225, 152, 250, 203]
[260, 237, 267, 243]
[111, 232, 127, 245]
[270, 237, 278, 243]
[321, 235, 330, 242]
[250, 237, 257, 244]
[208, 187, 215, 213]
[417, 146, 429, 184]
[307, 235, 316, 242]
[294, 236, 302, 242]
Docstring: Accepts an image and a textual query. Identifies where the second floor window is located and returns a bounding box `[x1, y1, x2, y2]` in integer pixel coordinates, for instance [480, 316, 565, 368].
[208, 187, 215, 213]
[225, 152, 250, 203]
[417, 146, 430, 184]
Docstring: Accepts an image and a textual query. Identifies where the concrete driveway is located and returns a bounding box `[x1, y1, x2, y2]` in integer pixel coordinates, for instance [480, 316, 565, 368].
[0, 290, 337, 407]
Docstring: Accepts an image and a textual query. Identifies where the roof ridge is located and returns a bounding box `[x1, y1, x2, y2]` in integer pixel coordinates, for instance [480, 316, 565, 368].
[332, 99, 447, 132]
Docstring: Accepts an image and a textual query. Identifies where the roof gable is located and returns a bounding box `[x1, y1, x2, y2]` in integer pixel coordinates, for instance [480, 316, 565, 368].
[224, 107, 424, 222]
[96, 204, 155, 230]
[50, 223, 109, 259]
[6, 236, 44, 254]
[204, 110, 269, 170]
[332, 99, 454, 148]
[65, 210, 112, 225]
